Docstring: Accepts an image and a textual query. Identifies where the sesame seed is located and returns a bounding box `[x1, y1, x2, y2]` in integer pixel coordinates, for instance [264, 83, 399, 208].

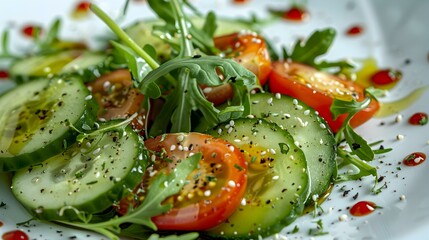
[292, 99, 298, 105]
[203, 87, 213, 93]
[312, 194, 319, 202]
[267, 97, 273, 104]
[176, 134, 185, 142]
[399, 195, 406, 201]
[339, 214, 348, 221]
[229, 145, 235, 152]
[304, 110, 310, 115]
[227, 127, 233, 134]
[204, 190, 211, 197]
[396, 134, 405, 140]
[272, 175, 279, 180]
[241, 198, 247, 206]
[395, 114, 403, 123]
[85, 95, 93, 100]
[170, 145, 176, 151]
[275, 93, 281, 99]
[228, 180, 236, 187]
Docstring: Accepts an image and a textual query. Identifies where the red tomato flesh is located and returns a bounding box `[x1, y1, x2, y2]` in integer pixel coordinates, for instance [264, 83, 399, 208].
[87, 69, 146, 132]
[214, 31, 272, 86]
[118, 133, 247, 231]
[269, 61, 380, 132]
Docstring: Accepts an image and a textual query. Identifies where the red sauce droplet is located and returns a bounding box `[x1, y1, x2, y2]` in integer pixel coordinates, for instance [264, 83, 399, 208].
[72, 1, 91, 19]
[370, 68, 402, 85]
[2, 230, 29, 240]
[21, 25, 42, 39]
[350, 201, 377, 216]
[76, 1, 91, 12]
[0, 70, 9, 79]
[408, 112, 428, 126]
[346, 25, 364, 36]
[0, 221, 3, 227]
[403, 152, 426, 166]
[233, 0, 249, 3]
[282, 6, 308, 22]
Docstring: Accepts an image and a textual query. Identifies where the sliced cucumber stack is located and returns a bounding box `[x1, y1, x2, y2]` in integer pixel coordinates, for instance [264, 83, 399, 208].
[205, 118, 309, 239]
[250, 93, 336, 204]
[12, 126, 147, 221]
[9, 50, 107, 83]
[0, 76, 97, 172]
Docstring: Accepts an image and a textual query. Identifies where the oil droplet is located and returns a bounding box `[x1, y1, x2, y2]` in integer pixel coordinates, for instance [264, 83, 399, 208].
[375, 87, 428, 117]
[355, 58, 401, 90]
[403, 152, 426, 166]
[31, 177, 40, 184]
[2, 230, 29, 240]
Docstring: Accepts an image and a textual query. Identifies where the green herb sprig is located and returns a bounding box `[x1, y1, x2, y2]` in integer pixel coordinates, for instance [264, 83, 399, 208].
[57, 153, 201, 240]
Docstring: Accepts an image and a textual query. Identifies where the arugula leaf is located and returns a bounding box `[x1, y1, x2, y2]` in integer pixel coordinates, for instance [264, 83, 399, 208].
[289, 28, 336, 66]
[110, 41, 153, 86]
[330, 97, 370, 120]
[68, 114, 137, 143]
[57, 153, 201, 240]
[148, 0, 219, 55]
[344, 124, 374, 161]
[336, 148, 378, 185]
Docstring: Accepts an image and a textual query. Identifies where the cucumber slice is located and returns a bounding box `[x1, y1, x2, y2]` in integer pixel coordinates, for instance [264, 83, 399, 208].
[205, 118, 309, 239]
[250, 93, 337, 204]
[9, 50, 107, 83]
[0, 76, 97, 172]
[11, 126, 147, 221]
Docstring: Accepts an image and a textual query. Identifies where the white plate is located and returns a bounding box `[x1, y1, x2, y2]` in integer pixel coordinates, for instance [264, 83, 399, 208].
[1, 0, 428, 239]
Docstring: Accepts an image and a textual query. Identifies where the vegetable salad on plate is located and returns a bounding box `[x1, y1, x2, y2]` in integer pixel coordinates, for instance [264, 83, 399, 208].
[1, 0, 428, 239]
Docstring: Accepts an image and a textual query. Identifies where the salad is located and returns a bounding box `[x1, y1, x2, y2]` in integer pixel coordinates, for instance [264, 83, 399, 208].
[1, 0, 428, 239]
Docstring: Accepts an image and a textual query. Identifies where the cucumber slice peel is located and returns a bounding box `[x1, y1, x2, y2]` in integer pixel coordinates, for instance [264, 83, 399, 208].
[205, 118, 309, 239]
[0, 76, 97, 172]
[250, 92, 337, 204]
[12, 127, 147, 221]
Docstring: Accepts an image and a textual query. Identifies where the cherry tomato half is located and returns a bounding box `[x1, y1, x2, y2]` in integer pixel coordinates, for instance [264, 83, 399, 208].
[87, 69, 146, 132]
[269, 61, 380, 132]
[214, 31, 272, 86]
[118, 133, 247, 231]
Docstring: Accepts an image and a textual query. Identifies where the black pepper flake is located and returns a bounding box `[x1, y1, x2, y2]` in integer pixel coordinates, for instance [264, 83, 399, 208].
[342, 190, 350, 197]
[352, 192, 359, 200]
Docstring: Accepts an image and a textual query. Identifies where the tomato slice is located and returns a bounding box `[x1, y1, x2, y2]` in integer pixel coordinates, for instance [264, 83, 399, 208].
[118, 133, 247, 231]
[269, 61, 380, 132]
[87, 69, 146, 132]
[201, 83, 234, 106]
[214, 31, 272, 86]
